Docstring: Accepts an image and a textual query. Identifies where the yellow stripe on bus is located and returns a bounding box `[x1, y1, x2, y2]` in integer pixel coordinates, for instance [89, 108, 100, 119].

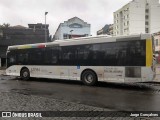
[18, 45, 32, 49]
[146, 39, 153, 67]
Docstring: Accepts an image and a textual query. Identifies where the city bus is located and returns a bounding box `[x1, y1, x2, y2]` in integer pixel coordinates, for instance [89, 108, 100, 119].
[6, 34, 155, 86]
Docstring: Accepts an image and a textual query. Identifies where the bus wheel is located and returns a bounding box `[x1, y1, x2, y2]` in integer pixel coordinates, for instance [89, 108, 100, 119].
[81, 70, 97, 86]
[20, 68, 30, 80]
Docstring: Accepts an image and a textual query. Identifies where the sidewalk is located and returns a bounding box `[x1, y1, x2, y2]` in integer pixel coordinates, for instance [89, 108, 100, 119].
[0, 92, 130, 120]
[0, 92, 156, 120]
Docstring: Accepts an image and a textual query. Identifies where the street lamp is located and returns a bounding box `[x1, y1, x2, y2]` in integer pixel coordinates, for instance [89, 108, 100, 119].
[45, 12, 48, 42]
[70, 30, 73, 39]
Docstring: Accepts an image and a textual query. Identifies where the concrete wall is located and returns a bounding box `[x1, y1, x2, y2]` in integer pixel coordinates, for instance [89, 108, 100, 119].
[129, 0, 146, 34]
[149, 0, 160, 33]
[54, 26, 62, 40]
[113, 0, 160, 36]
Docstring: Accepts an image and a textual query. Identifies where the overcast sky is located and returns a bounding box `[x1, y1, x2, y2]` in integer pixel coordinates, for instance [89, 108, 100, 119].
[0, 0, 132, 36]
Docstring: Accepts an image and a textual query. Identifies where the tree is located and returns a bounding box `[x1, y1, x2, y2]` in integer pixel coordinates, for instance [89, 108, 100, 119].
[0, 23, 10, 37]
[0, 23, 10, 30]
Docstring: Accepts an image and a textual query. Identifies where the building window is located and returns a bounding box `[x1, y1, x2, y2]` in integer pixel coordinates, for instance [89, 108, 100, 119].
[145, 15, 149, 19]
[145, 21, 149, 25]
[63, 34, 68, 39]
[145, 9, 149, 13]
[117, 14, 119, 17]
[127, 15, 129, 18]
[127, 21, 129, 25]
[145, 28, 149, 33]
[117, 26, 119, 29]
[124, 10, 127, 13]
[117, 20, 118, 23]
[124, 22, 125, 26]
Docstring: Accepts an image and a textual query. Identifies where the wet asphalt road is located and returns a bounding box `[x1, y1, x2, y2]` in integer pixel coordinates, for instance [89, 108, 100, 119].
[0, 75, 160, 111]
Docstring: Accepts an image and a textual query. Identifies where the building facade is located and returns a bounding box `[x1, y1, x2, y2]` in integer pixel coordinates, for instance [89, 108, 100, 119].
[154, 32, 160, 52]
[0, 23, 51, 67]
[113, 0, 160, 36]
[53, 17, 90, 40]
[97, 24, 113, 35]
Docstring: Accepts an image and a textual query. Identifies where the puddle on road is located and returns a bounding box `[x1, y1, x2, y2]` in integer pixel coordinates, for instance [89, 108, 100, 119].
[2, 74, 160, 96]
[97, 82, 154, 91]
[0, 75, 17, 80]
[10, 88, 53, 96]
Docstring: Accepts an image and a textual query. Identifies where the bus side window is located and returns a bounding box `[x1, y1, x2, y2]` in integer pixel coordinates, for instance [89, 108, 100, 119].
[101, 42, 117, 66]
[44, 48, 52, 65]
[77, 45, 92, 66]
[61, 46, 77, 65]
[17, 52, 28, 65]
[8, 52, 17, 65]
[10, 56, 16, 63]
[116, 41, 127, 66]
[29, 49, 44, 65]
[128, 40, 146, 66]
[51, 47, 59, 64]
[92, 44, 102, 65]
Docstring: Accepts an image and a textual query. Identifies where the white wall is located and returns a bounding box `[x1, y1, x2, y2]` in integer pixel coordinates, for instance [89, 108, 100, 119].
[150, 3, 160, 33]
[54, 17, 90, 40]
[147, 0, 159, 5]
[54, 26, 62, 40]
[61, 26, 90, 36]
[113, 0, 160, 36]
[129, 1, 146, 34]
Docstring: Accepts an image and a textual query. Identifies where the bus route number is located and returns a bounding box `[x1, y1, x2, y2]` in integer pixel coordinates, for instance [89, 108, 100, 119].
[31, 68, 40, 72]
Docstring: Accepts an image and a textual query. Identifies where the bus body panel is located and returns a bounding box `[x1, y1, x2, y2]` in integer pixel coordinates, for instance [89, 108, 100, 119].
[141, 67, 154, 82]
[6, 34, 155, 83]
[103, 67, 125, 82]
[6, 65, 154, 83]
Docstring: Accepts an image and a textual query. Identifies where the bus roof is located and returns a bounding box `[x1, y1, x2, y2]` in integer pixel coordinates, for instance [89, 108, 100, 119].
[8, 33, 151, 51]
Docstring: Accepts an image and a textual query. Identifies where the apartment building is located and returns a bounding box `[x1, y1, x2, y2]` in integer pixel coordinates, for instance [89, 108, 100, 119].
[113, 0, 160, 36]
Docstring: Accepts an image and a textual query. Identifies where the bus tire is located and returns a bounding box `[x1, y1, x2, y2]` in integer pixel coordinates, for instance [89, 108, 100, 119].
[20, 68, 30, 80]
[81, 70, 97, 86]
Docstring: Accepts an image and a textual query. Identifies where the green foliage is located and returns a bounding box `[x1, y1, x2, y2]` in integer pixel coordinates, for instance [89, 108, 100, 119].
[0, 23, 10, 30]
